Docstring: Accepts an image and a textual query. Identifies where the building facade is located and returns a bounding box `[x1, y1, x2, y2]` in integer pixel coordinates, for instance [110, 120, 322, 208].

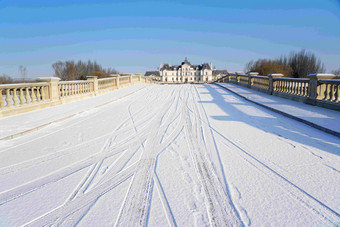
[145, 58, 227, 83]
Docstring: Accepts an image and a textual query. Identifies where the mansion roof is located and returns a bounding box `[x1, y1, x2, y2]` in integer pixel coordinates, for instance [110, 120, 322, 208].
[160, 62, 211, 71]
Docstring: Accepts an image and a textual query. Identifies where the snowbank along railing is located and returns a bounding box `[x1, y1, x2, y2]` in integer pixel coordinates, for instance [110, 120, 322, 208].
[0, 74, 156, 117]
[215, 73, 340, 111]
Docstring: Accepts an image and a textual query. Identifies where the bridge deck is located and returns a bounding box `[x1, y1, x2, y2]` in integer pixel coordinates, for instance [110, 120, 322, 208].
[0, 84, 339, 226]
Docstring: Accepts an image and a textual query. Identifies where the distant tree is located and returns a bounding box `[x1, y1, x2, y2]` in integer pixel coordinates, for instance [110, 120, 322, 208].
[278, 49, 325, 78]
[52, 60, 118, 81]
[19, 65, 27, 81]
[244, 59, 293, 76]
[0, 74, 13, 84]
[331, 68, 340, 77]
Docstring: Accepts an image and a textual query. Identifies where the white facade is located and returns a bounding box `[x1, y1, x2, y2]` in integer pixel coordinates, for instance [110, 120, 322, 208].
[160, 58, 213, 83]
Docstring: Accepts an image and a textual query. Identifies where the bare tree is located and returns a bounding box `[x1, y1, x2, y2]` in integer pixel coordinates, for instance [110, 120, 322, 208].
[52, 60, 118, 80]
[278, 49, 325, 78]
[19, 65, 27, 81]
[0, 74, 13, 84]
[244, 59, 293, 76]
[331, 68, 340, 77]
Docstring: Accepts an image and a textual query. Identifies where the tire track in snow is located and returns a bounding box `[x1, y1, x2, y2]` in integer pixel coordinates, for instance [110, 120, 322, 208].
[193, 84, 340, 225]
[115, 86, 185, 226]
[181, 90, 242, 227]
[23, 163, 137, 226]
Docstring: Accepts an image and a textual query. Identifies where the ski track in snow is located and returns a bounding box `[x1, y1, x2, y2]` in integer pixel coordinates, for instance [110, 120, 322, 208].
[0, 84, 339, 226]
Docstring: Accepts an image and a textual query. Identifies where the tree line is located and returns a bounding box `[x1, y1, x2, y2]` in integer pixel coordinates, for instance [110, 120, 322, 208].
[52, 60, 118, 81]
[1, 60, 118, 84]
[244, 49, 339, 78]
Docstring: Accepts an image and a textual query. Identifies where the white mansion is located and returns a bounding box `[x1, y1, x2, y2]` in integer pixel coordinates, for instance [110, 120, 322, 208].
[144, 58, 228, 83]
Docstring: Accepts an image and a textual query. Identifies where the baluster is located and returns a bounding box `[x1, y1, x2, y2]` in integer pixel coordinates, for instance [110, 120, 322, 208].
[19, 88, 25, 104]
[31, 87, 36, 102]
[5, 89, 12, 107]
[25, 88, 31, 103]
[329, 84, 335, 101]
[36, 87, 41, 101]
[301, 83, 305, 96]
[335, 84, 339, 102]
[0, 89, 4, 107]
[323, 84, 329, 100]
[41, 86, 46, 100]
[13, 88, 19, 106]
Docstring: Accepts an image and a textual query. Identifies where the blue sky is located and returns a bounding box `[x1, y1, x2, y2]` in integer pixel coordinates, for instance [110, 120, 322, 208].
[1, 0, 340, 78]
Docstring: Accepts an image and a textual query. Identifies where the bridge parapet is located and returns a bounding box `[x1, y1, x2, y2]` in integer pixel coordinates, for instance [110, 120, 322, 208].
[214, 72, 340, 111]
[0, 74, 156, 117]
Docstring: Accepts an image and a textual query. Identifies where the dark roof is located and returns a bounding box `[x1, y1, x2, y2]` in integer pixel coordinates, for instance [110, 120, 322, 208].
[144, 71, 160, 77]
[181, 57, 191, 66]
[160, 58, 212, 71]
[213, 70, 228, 76]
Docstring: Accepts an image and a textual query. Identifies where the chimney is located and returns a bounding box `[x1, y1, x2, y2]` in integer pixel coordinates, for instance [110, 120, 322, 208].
[210, 62, 212, 69]
[160, 62, 163, 70]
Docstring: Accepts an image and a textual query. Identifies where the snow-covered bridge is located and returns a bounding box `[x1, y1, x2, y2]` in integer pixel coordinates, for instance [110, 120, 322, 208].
[0, 83, 339, 226]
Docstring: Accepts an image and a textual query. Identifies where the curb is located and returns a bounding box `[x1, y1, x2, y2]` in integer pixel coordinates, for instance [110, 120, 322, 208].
[214, 83, 340, 139]
[0, 85, 148, 141]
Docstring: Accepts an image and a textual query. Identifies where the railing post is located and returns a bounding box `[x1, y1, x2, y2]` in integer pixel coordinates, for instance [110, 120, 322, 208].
[248, 72, 258, 88]
[268, 74, 284, 95]
[117, 75, 120, 89]
[306, 73, 336, 105]
[86, 76, 98, 95]
[36, 77, 61, 101]
[130, 74, 133, 85]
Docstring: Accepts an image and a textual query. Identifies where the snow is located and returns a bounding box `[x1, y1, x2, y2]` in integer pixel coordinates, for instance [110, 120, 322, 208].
[217, 83, 340, 134]
[0, 84, 339, 226]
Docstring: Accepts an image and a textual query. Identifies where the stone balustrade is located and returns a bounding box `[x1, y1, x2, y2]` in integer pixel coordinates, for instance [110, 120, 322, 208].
[0, 74, 156, 117]
[98, 77, 117, 90]
[274, 77, 309, 97]
[251, 75, 270, 91]
[59, 80, 93, 98]
[0, 82, 49, 108]
[214, 72, 340, 111]
[317, 79, 340, 102]
[237, 74, 249, 86]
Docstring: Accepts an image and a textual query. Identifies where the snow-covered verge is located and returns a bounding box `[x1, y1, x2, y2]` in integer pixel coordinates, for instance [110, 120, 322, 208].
[217, 83, 340, 135]
[0, 84, 149, 139]
[0, 84, 339, 226]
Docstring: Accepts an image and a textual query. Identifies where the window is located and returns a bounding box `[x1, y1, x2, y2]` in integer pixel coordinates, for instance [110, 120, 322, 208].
[165, 72, 167, 76]
[205, 72, 207, 75]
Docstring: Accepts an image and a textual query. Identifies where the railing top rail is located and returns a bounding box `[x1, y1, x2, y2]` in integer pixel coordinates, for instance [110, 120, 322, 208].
[98, 77, 116, 81]
[251, 75, 268, 79]
[238, 74, 248, 77]
[59, 80, 91, 84]
[119, 76, 130, 78]
[319, 79, 340, 83]
[0, 82, 48, 89]
[274, 77, 309, 82]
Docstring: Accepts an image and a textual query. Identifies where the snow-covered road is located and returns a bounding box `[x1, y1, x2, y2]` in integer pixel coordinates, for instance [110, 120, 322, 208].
[0, 84, 339, 226]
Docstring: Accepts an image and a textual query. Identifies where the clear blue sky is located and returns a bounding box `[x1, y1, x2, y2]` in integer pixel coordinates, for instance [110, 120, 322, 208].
[1, 0, 340, 78]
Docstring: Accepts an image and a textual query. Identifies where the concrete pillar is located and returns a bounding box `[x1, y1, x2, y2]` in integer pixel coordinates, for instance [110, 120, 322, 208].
[116, 75, 120, 88]
[86, 76, 98, 94]
[247, 72, 259, 88]
[268, 74, 284, 94]
[306, 73, 336, 105]
[36, 77, 61, 101]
